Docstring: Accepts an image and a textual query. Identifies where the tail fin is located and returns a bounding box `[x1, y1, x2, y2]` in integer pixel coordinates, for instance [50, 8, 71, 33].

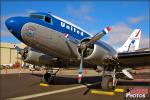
[117, 29, 141, 53]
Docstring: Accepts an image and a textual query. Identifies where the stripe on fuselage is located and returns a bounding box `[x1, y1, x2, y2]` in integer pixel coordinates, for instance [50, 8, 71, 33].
[21, 14, 116, 60]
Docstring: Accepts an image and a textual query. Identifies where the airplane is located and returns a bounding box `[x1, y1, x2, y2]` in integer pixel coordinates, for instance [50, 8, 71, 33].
[5, 12, 150, 91]
[117, 29, 141, 52]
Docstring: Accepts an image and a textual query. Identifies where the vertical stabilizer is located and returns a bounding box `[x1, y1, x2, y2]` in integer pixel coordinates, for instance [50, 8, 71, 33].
[117, 29, 141, 52]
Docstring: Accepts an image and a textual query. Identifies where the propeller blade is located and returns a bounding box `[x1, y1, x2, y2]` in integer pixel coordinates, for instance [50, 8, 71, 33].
[88, 26, 111, 44]
[14, 45, 26, 58]
[78, 50, 84, 83]
[14, 45, 21, 52]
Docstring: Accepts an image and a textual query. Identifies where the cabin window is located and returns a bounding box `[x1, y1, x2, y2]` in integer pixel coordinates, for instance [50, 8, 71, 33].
[44, 16, 51, 23]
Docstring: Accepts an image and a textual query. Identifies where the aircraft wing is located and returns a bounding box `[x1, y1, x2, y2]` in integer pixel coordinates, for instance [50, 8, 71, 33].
[117, 51, 150, 67]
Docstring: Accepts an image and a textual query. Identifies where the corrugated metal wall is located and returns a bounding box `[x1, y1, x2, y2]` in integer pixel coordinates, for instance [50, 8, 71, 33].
[0, 43, 25, 65]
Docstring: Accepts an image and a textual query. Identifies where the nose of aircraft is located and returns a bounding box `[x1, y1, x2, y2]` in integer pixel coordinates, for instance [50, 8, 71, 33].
[5, 17, 22, 34]
[5, 17, 27, 42]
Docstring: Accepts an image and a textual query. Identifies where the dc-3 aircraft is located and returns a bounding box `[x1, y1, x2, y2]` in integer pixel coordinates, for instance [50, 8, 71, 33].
[5, 12, 150, 90]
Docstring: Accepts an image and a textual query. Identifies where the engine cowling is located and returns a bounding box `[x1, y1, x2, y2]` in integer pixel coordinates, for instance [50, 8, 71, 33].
[22, 47, 55, 65]
[77, 38, 117, 65]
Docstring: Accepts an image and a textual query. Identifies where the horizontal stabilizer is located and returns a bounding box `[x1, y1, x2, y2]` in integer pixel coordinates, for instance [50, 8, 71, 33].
[122, 69, 134, 80]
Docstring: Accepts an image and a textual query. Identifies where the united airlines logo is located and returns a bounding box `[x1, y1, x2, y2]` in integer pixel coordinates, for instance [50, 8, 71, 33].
[25, 26, 36, 37]
[60, 22, 84, 36]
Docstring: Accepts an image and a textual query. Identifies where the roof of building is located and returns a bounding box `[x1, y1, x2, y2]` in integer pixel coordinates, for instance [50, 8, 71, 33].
[0, 42, 26, 48]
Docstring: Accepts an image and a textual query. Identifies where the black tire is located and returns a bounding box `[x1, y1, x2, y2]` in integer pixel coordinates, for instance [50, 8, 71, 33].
[44, 73, 54, 84]
[44, 73, 51, 83]
[48, 75, 54, 84]
[101, 76, 115, 91]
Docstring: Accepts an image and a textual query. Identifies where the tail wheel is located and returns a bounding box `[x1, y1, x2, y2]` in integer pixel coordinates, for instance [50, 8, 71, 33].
[101, 76, 115, 91]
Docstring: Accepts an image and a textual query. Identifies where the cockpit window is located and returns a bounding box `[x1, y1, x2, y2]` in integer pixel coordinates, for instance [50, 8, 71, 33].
[30, 14, 44, 19]
[45, 16, 51, 23]
[30, 14, 52, 24]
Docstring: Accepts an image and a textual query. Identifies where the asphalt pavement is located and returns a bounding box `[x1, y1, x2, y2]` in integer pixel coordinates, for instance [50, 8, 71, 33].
[0, 73, 150, 100]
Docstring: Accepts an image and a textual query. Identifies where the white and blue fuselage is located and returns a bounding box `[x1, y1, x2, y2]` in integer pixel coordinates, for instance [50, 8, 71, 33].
[5, 12, 117, 65]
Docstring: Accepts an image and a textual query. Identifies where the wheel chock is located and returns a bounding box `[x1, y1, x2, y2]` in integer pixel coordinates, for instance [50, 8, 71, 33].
[114, 88, 124, 93]
[40, 83, 49, 87]
[91, 90, 115, 96]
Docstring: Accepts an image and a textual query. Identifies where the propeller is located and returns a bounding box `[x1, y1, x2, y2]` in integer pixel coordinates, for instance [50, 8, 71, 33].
[14, 45, 28, 60]
[77, 26, 111, 83]
[86, 26, 111, 46]
[78, 49, 84, 83]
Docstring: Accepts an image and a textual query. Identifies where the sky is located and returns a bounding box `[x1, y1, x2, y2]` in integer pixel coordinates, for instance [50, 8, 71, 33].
[1, 0, 149, 49]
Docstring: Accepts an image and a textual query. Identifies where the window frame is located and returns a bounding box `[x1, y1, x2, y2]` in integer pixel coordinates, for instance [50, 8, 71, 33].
[29, 14, 53, 24]
[29, 14, 45, 20]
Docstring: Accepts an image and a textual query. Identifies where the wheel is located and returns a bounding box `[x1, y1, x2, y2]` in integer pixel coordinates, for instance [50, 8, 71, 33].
[101, 76, 115, 91]
[44, 73, 54, 84]
[47, 75, 54, 84]
[44, 73, 51, 83]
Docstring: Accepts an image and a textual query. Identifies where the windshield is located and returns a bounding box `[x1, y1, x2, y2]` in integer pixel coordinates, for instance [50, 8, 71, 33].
[29, 14, 52, 24]
[29, 14, 44, 19]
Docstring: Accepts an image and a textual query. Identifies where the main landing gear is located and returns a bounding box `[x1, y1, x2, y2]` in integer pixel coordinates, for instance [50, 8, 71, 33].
[100, 57, 134, 91]
[101, 66, 117, 91]
[100, 59, 119, 91]
[43, 67, 60, 84]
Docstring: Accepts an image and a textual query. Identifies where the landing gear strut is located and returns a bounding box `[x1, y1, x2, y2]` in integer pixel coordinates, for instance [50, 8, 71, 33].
[101, 65, 117, 91]
[43, 66, 60, 84]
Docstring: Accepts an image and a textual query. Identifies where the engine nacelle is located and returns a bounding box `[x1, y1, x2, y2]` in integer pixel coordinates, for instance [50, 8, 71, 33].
[77, 39, 117, 65]
[22, 47, 55, 65]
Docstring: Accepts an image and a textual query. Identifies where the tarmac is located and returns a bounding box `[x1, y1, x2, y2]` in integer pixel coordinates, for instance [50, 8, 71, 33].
[0, 69, 150, 100]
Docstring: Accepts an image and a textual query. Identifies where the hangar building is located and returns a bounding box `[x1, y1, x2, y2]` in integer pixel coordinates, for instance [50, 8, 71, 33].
[0, 42, 26, 66]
